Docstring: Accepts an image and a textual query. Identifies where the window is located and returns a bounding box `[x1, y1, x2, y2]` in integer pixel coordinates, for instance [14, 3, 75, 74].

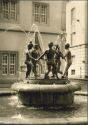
[2, 54, 8, 75]
[71, 70, 75, 75]
[9, 53, 16, 75]
[71, 8, 76, 32]
[0, 0, 18, 21]
[1, 52, 18, 75]
[71, 8, 76, 25]
[33, 2, 49, 24]
[3, 0, 9, 19]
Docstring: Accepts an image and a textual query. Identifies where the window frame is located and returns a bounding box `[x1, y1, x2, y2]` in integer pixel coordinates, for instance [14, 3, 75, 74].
[9, 53, 17, 75]
[0, 0, 19, 23]
[71, 8, 76, 33]
[71, 69, 75, 75]
[0, 51, 18, 77]
[2, 53, 9, 75]
[9, 0, 17, 20]
[33, 2, 49, 25]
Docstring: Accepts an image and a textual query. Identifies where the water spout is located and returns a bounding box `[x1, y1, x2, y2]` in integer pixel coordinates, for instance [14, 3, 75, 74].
[31, 23, 44, 52]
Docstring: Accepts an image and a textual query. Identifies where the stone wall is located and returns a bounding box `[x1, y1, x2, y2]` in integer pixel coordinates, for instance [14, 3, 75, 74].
[66, 1, 88, 78]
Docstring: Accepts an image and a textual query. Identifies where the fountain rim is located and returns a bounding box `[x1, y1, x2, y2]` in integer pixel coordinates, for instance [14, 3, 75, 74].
[12, 82, 81, 93]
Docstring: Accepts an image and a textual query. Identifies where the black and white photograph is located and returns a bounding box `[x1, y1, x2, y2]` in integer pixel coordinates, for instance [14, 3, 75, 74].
[0, 0, 88, 124]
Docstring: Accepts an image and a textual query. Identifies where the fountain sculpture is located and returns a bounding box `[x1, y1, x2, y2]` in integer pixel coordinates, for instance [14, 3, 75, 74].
[12, 24, 81, 108]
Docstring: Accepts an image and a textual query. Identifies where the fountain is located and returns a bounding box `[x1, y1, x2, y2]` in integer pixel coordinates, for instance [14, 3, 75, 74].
[12, 24, 81, 108]
[0, 24, 87, 125]
[12, 79, 81, 107]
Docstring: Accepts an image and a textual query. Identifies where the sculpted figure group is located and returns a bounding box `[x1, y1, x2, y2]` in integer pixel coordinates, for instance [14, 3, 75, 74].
[25, 41, 72, 79]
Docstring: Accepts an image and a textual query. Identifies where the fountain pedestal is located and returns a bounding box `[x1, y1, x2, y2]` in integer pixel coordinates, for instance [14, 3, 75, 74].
[12, 79, 81, 107]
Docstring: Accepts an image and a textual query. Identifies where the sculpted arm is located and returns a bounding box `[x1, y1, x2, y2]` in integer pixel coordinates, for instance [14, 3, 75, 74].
[37, 51, 46, 60]
[28, 52, 36, 60]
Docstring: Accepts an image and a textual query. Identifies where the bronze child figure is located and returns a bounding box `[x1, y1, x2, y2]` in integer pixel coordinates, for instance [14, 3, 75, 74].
[62, 43, 72, 78]
[25, 42, 35, 79]
[38, 42, 58, 79]
[31, 44, 40, 78]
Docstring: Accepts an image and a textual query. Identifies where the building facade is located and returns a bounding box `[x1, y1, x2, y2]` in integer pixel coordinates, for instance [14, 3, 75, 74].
[0, 0, 66, 83]
[66, 0, 88, 78]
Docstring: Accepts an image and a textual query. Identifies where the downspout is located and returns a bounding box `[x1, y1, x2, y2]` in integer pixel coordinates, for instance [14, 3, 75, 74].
[85, 1, 88, 78]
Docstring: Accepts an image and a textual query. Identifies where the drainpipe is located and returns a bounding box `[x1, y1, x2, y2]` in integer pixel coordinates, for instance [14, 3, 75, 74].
[85, 1, 88, 78]
[87, 1, 88, 78]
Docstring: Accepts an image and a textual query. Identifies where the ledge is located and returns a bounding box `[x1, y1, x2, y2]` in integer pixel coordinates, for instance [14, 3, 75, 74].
[70, 78, 88, 82]
[0, 117, 87, 125]
[12, 82, 81, 93]
[75, 91, 88, 96]
[0, 28, 59, 35]
[0, 90, 17, 96]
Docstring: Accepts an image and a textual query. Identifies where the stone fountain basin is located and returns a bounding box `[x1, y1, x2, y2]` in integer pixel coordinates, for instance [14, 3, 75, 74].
[12, 80, 81, 107]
